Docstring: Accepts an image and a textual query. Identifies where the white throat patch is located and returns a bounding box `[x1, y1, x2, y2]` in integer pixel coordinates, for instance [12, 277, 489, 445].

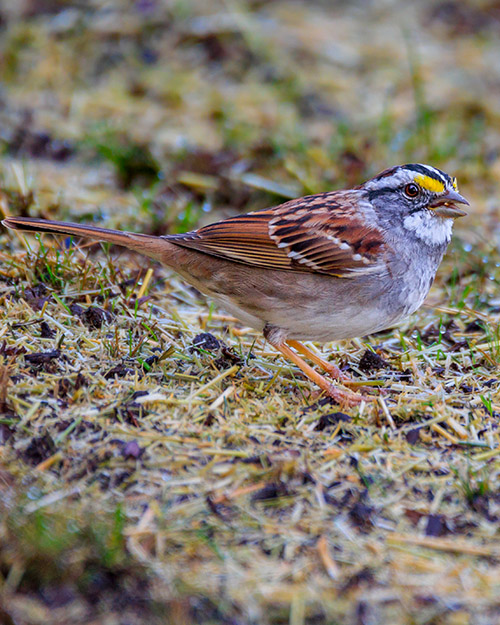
[403, 211, 453, 246]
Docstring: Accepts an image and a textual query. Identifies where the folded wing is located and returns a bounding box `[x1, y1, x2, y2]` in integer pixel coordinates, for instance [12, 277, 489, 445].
[167, 191, 386, 277]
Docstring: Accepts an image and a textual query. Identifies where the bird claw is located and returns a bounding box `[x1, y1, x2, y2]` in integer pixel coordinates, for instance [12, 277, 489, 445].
[319, 360, 361, 386]
[325, 382, 375, 407]
[322, 361, 349, 382]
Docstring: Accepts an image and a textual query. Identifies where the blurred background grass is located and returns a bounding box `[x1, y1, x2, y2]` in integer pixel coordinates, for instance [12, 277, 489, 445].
[1, 0, 499, 230]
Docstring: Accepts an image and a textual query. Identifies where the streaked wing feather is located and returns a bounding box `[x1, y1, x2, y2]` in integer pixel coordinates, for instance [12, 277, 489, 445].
[166, 191, 386, 276]
[167, 210, 292, 269]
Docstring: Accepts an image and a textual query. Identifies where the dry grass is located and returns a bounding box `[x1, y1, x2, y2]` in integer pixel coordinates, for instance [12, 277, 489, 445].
[1, 1, 500, 624]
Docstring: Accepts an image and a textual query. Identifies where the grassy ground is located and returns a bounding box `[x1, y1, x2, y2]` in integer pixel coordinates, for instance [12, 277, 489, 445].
[1, 1, 500, 623]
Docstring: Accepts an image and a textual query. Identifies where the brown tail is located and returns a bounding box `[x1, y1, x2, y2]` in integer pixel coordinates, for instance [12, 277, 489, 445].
[2, 216, 169, 262]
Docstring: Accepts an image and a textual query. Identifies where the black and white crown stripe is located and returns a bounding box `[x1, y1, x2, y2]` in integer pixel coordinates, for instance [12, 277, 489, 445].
[402, 163, 453, 186]
[364, 163, 453, 193]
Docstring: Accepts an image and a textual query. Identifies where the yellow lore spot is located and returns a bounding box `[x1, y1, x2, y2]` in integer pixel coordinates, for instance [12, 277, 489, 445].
[414, 174, 445, 193]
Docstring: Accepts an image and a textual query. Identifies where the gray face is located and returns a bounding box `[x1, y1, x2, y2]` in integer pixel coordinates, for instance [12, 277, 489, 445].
[362, 163, 468, 247]
[367, 180, 437, 226]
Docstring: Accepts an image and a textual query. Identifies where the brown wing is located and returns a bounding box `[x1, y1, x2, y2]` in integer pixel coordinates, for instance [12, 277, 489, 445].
[166, 191, 386, 277]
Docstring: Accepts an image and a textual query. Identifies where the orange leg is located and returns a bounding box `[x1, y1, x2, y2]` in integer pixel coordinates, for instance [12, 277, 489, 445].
[286, 340, 351, 383]
[269, 341, 369, 407]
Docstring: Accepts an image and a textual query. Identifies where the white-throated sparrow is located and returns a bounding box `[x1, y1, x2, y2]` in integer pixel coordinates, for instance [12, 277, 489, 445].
[3, 163, 468, 405]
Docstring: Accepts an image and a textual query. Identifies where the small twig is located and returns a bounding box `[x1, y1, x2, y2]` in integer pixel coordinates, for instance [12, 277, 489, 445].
[387, 533, 500, 557]
[317, 535, 339, 580]
[431, 423, 459, 444]
[378, 396, 395, 429]
[136, 267, 154, 300]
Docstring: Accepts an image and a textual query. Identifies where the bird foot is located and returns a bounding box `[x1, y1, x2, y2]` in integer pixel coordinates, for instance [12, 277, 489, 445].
[324, 382, 375, 407]
[322, 361, 352, 384]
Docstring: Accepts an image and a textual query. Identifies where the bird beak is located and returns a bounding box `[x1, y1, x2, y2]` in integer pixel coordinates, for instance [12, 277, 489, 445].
[429, 189, 469, 218]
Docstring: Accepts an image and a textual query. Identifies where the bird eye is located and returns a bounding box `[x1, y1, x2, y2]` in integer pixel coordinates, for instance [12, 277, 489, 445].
[404, 183, 420, 198]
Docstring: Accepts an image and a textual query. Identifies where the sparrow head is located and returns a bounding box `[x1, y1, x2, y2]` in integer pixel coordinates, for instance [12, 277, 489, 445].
[362, 163, 469, 246]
